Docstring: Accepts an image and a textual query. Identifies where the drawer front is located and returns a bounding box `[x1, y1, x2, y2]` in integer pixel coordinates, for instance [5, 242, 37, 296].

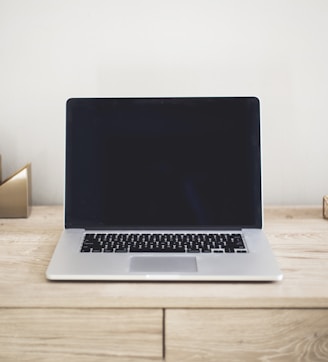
[0, 308, 163, 361]
[166, 309, 328, 361]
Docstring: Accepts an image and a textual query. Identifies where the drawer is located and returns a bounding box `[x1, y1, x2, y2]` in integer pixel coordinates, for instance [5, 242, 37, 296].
[165, 309, 328, 361]
[0, 308, 163, 361]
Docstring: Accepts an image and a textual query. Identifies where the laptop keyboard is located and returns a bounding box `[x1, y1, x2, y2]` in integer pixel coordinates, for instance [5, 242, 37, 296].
[80, 233, 247, 253]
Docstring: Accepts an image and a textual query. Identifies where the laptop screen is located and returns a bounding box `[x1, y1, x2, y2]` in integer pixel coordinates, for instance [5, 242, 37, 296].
[65, 97, 262, 229]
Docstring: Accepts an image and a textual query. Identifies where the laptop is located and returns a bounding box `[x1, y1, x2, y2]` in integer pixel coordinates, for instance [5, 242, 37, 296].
[46, 97, 283, 281]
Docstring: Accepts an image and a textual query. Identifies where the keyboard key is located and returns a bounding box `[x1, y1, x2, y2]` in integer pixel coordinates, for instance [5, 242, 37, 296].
[81, 246, 91, 252]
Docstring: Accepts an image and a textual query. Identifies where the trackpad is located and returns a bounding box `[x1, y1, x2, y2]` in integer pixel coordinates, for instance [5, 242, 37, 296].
[129, 256, 198, 273]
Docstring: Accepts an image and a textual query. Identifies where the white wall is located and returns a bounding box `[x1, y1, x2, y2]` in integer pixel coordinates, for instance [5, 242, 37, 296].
[0, 0, 327, 205]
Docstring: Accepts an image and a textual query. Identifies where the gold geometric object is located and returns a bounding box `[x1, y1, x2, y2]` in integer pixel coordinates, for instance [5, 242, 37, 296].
[323, 195, 328, 220]
[0, 155, 32, 218]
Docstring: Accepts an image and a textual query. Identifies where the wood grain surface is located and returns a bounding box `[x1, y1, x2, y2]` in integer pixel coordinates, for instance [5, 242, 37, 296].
[166, 309, 328, 362]
[1, 206, 328, 309]
[0, 308, 163, 362]
[1, 206, 328, 361]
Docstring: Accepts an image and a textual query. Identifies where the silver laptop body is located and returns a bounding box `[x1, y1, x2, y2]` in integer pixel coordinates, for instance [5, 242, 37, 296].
[46, 97, 283, 281]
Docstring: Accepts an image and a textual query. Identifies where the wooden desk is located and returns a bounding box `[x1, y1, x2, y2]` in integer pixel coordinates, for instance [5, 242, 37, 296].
[1, 206, 328, 361]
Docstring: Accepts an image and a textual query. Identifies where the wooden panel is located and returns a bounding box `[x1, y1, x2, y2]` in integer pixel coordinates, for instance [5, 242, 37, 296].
[166, 309, 328, 362]
[0, 308, 163, 362]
